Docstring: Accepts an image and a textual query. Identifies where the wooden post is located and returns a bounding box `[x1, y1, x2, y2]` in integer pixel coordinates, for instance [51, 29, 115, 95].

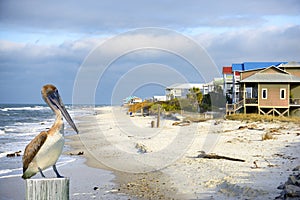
[157, 105, 160, 128]
[25, 178, 69, 200]
[151, 120, 155, 128]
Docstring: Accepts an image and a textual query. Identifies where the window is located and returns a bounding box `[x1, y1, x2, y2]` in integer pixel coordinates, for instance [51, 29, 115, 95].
[246, 87, 252, 98]
[280, 88, 286, 99]
[262, 88, 267, 99]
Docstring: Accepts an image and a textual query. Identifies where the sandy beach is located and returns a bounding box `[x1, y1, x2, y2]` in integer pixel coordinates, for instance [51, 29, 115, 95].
[1, 106, 299, 199]
[67, 106, 300, 199]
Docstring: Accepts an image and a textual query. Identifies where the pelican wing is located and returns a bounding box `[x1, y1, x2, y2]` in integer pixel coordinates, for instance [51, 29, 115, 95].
[22, 131, 48, 173]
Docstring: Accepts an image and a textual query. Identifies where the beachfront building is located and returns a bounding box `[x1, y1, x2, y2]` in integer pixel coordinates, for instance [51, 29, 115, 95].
[152, 95, 167, 102]
[226, 62, 300, 116]
[223, 66, 239, 103]
[165, 83, 205, 100]
[223, 62, 287, 103]
[123, 96, 142, 105]
[165, 80, 223, 100]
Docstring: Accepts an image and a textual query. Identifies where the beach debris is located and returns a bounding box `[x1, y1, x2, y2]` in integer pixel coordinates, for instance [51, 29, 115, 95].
[238, 124, 264, 131]
[214, 120, 222, 125]
[226, 136, 249, 143]
[273, 153, 297, 160]
[276, 170, 300, 199]
[93, 186, 99, 191]
[264, 158, 277, 168]
[151, 120, 155, 128]
[6, 150, 21, 157]
[172, 120, 191, 126]
[262, 132, 275, 140]
[135, 143, 149, 154]
[193, 151, 245, 162]
[252, 160, 260, 169]
[238, 125, 247, 130]
[69, 151, 84, 156]
[269, 127, 280, 133]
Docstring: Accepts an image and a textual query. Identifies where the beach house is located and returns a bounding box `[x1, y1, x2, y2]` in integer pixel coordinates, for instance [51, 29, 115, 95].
[223, 62, 287, 104]
[165, 83, 205, 100]
[123, 96, 142, 105]
[226, 62, 300, 116]
[166, 80, 223, 101]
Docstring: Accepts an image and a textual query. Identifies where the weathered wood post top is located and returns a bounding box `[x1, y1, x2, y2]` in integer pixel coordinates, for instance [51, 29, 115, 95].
[25, 178, 69, 200]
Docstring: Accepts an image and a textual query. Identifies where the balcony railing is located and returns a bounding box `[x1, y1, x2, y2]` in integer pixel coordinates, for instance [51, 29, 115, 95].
[226, 99, 244, 114]
[290, 98, 300, 105]
[245, 98, 258, 104]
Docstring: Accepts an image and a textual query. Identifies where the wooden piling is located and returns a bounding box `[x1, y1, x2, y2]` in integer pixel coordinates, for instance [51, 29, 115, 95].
[25, 178, 69, 200]
[151, 120, 155, 128]
[157, 105, 160, 128]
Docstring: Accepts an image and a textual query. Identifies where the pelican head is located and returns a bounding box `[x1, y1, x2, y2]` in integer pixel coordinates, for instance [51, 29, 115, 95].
[42, 84, 79, 134]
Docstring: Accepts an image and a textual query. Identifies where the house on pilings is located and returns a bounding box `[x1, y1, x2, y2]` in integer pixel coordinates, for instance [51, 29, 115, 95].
[226, 62, 300, 116]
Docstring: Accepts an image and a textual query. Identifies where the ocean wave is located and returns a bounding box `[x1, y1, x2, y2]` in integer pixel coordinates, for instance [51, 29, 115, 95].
[0, 174, 21, 179]
[0, 106, 49, 112]
[9, 132, 39, 137]
[0, 152, 9, 158]
[4, 126, 42, 135]
[0, 169, 12, 175]
[0, 130, 5, 135]
[3, 127, 16, 133]
[0, 167, 22, 179]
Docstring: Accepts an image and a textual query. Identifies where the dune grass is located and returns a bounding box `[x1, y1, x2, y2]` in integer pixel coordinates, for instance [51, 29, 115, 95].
[225, 114, 300, 123]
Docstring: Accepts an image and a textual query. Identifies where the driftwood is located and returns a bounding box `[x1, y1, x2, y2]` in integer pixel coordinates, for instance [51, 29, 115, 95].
[69, 151, 84, 156]
[6, 150, 22, 157]
[172, 120, 191, 126]
[194, 151, 245, 162]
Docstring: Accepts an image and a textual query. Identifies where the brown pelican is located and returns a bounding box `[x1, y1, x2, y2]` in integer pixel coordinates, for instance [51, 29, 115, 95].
[22, 84, 79, 179]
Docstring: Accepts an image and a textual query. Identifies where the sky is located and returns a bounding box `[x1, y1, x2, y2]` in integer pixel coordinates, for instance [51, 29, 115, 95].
[0, 0, 300, 104]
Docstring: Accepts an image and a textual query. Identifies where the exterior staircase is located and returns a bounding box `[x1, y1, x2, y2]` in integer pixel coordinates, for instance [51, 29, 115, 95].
[226, 100, 244, 115]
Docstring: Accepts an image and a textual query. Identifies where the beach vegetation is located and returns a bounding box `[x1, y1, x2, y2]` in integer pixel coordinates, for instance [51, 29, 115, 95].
[150, 99, 180, 113]
[150, 86, 226, 114]
[226, 113, 300, 123]
[161, 98, 181, 111]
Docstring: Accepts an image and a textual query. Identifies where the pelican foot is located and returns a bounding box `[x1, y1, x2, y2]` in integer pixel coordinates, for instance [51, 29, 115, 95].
[53, 164, 64, 178]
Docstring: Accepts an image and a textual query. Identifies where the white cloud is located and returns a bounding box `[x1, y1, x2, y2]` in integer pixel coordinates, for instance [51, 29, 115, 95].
[195, 25, 300, 66]
[1, 0, 299, 34]
[0, 0, 300, 103]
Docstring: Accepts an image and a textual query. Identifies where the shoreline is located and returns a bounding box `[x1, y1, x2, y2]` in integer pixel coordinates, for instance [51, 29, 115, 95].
[66, 106, 300, 199]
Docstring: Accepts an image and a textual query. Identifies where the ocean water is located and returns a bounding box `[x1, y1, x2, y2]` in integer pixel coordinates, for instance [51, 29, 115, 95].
[0, 104, 92, 179]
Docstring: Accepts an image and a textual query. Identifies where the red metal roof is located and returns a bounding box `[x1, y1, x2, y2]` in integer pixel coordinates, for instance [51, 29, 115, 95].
[222, 66, 232, 74]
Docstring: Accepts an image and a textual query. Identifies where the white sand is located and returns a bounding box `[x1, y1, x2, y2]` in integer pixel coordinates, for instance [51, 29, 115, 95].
[72, 106, 300, 199]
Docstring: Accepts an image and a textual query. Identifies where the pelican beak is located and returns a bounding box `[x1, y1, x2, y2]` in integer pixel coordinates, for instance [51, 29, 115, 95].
[48, 90, 79, 134]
